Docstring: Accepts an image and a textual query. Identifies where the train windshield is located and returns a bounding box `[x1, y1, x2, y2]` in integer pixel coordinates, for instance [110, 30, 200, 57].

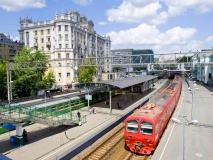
[140, 121, 153, 135]
[126, 120, 138, 133]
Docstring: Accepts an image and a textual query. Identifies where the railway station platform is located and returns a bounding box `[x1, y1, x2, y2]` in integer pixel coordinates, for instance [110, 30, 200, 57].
[152, 78, 213, 160]
[0, 79, 167, 160]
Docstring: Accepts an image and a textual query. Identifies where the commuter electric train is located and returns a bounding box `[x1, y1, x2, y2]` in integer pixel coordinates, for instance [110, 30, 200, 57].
[124, 75, 182, 155]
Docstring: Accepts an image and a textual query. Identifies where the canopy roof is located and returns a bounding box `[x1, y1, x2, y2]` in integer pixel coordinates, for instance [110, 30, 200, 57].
[96, 75, 157, 89]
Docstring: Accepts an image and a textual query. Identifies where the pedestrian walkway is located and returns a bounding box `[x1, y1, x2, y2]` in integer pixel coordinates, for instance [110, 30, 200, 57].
[0, 79, 167, 160]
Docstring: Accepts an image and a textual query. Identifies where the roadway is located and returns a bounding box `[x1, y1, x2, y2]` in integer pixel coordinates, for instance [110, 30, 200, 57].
[152, 78, 213, 160]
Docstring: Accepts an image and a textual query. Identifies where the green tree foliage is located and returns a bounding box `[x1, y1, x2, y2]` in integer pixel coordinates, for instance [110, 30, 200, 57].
[78, 58, 97, 84]
[12, 47, 53, 97]
[176, 56, 192, 62]
[0, 58, 7, 100]
[43, 70, 56, 90]
[113, 67, 122, 72]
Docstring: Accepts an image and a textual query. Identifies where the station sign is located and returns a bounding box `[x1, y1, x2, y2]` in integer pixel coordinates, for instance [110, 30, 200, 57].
[85, 95, 92, 100]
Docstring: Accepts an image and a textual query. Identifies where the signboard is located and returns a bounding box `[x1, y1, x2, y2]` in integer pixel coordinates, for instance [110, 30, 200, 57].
[115, 89, 126, 95]
[85, 95, 92, 100]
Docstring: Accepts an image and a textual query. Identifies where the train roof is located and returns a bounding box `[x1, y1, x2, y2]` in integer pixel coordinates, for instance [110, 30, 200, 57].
[128, 77, 182, 120]
[132, 92, 172, 119]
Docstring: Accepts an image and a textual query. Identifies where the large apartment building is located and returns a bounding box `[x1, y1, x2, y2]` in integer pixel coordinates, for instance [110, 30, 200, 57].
[0, 33, 23, 61]
[19, 11, 111, 85]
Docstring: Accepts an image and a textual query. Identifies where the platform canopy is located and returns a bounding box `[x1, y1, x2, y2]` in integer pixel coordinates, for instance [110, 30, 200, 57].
[96, 75, 158, 89]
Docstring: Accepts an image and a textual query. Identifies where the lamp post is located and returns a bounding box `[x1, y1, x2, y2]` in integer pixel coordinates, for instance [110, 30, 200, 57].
[188, 80, 198, 121]
[172, 116, 198, 160]
[45, 90, 50, 112]
[84, 84, 91, 110]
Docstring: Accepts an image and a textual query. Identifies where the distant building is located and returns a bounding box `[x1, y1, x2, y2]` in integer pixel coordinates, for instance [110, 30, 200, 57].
[132, 49, 154, 63]
[110, 49, 154, 72]
[191, 49, 213, 86]
[0, 33, 23, 61]
[19, 11, 111, 85]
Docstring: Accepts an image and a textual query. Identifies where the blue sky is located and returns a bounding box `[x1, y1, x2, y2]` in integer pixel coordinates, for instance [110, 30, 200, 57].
[1, 0, 213, 54]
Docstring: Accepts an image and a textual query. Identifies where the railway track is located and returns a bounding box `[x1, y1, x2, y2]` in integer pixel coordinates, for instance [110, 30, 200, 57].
[74, 123, 152, 160]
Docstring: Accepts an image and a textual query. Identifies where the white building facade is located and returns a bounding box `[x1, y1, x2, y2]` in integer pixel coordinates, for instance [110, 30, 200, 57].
[19, 11, 111, 85]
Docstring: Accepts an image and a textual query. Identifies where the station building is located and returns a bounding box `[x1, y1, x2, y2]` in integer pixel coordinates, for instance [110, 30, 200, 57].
[191, 49, 213, 86]
[18, 11, 111, 86]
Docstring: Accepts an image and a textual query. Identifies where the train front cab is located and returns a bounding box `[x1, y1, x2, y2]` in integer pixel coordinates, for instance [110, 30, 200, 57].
[124, 117, 155, 155]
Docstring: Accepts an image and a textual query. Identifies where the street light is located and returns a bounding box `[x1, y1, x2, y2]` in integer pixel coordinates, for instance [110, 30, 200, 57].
[188, 81, 198, 121]
[84, 84, 91, 110]
[172, 116, 198, 160]
[44, 90, 50, 112]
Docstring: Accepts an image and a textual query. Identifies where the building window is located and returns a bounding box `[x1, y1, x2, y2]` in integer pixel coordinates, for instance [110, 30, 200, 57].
[41, 30, 43, 35]
[47, 37, 50, 42]
[58, 63, 61, 67]
[59, 34, 62, 41]
[59, 73, 61, 77]
[65, 25, 68, 31]
[65, 34, 68, 41]
[59, 44, 62, 48]
[58, 53, 61, 58]
[58, 25, 61, 31]
[66, 53, 69, 58]
[35, 31, 37, 35]
[65, 44, 68, 48]
[41, 38, 44, 43]
[42, 47, 44, 51]
[47, 29, 50, 34]
[67, 72, 70, 77]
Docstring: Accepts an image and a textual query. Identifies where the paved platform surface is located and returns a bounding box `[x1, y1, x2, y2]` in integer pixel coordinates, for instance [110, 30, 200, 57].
[152, 78, 213, 160]
[0, 79, 167, 160]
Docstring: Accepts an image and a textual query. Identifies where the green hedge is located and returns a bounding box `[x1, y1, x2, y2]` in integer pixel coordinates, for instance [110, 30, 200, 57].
[0, 128, 9, 134]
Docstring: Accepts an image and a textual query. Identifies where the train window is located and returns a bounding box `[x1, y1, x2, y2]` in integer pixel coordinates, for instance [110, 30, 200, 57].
[126, 120, 138, 133]
[140, 121, 153, 135]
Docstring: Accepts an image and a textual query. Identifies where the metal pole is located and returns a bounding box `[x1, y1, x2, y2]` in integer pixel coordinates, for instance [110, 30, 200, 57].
[109, 91, 112, 113]
[7, 70, 10, 104]
[45, 90, 46, 112]
[88, 89, 90, 109]
[191, 90, 193, 121]
[183, 123, 186, 160]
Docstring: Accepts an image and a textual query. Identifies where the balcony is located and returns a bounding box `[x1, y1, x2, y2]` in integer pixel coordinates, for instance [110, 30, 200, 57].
[34, 43, 38, 47]
[46, 42, 51, 46]
[54, 48, 74, 52]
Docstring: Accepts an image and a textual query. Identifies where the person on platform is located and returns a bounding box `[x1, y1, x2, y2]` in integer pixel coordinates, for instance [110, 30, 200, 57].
[117, 102, 121, 109]
[77, 111, 81, 121]
[23, 129, 28, 142]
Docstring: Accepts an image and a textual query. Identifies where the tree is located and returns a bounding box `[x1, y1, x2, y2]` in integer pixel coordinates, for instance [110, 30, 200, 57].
[0, 58, 7, 101]
[176, 56, 192, 62]
[78, 58, 97, 84]
[12, 47, 51, 97]
[113, 67, 122, 72]
[43, 70, 56, 90]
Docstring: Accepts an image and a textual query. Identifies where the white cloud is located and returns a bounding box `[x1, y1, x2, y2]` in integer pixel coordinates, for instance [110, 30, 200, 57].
[107, 24, 197, 53]
[98, 21, 108, 25]
[0, 0, 46, 11]
[72, 0, 92, 6]
[164, 0, 213, 16]
[106, 0, 168, 25]
[106, 0, 213, 25]
[10, 35, 20, 41]
[206, 36, 213, 42]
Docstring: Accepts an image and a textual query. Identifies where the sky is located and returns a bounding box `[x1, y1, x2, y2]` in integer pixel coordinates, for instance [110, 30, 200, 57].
[0, 0, 213, 54]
